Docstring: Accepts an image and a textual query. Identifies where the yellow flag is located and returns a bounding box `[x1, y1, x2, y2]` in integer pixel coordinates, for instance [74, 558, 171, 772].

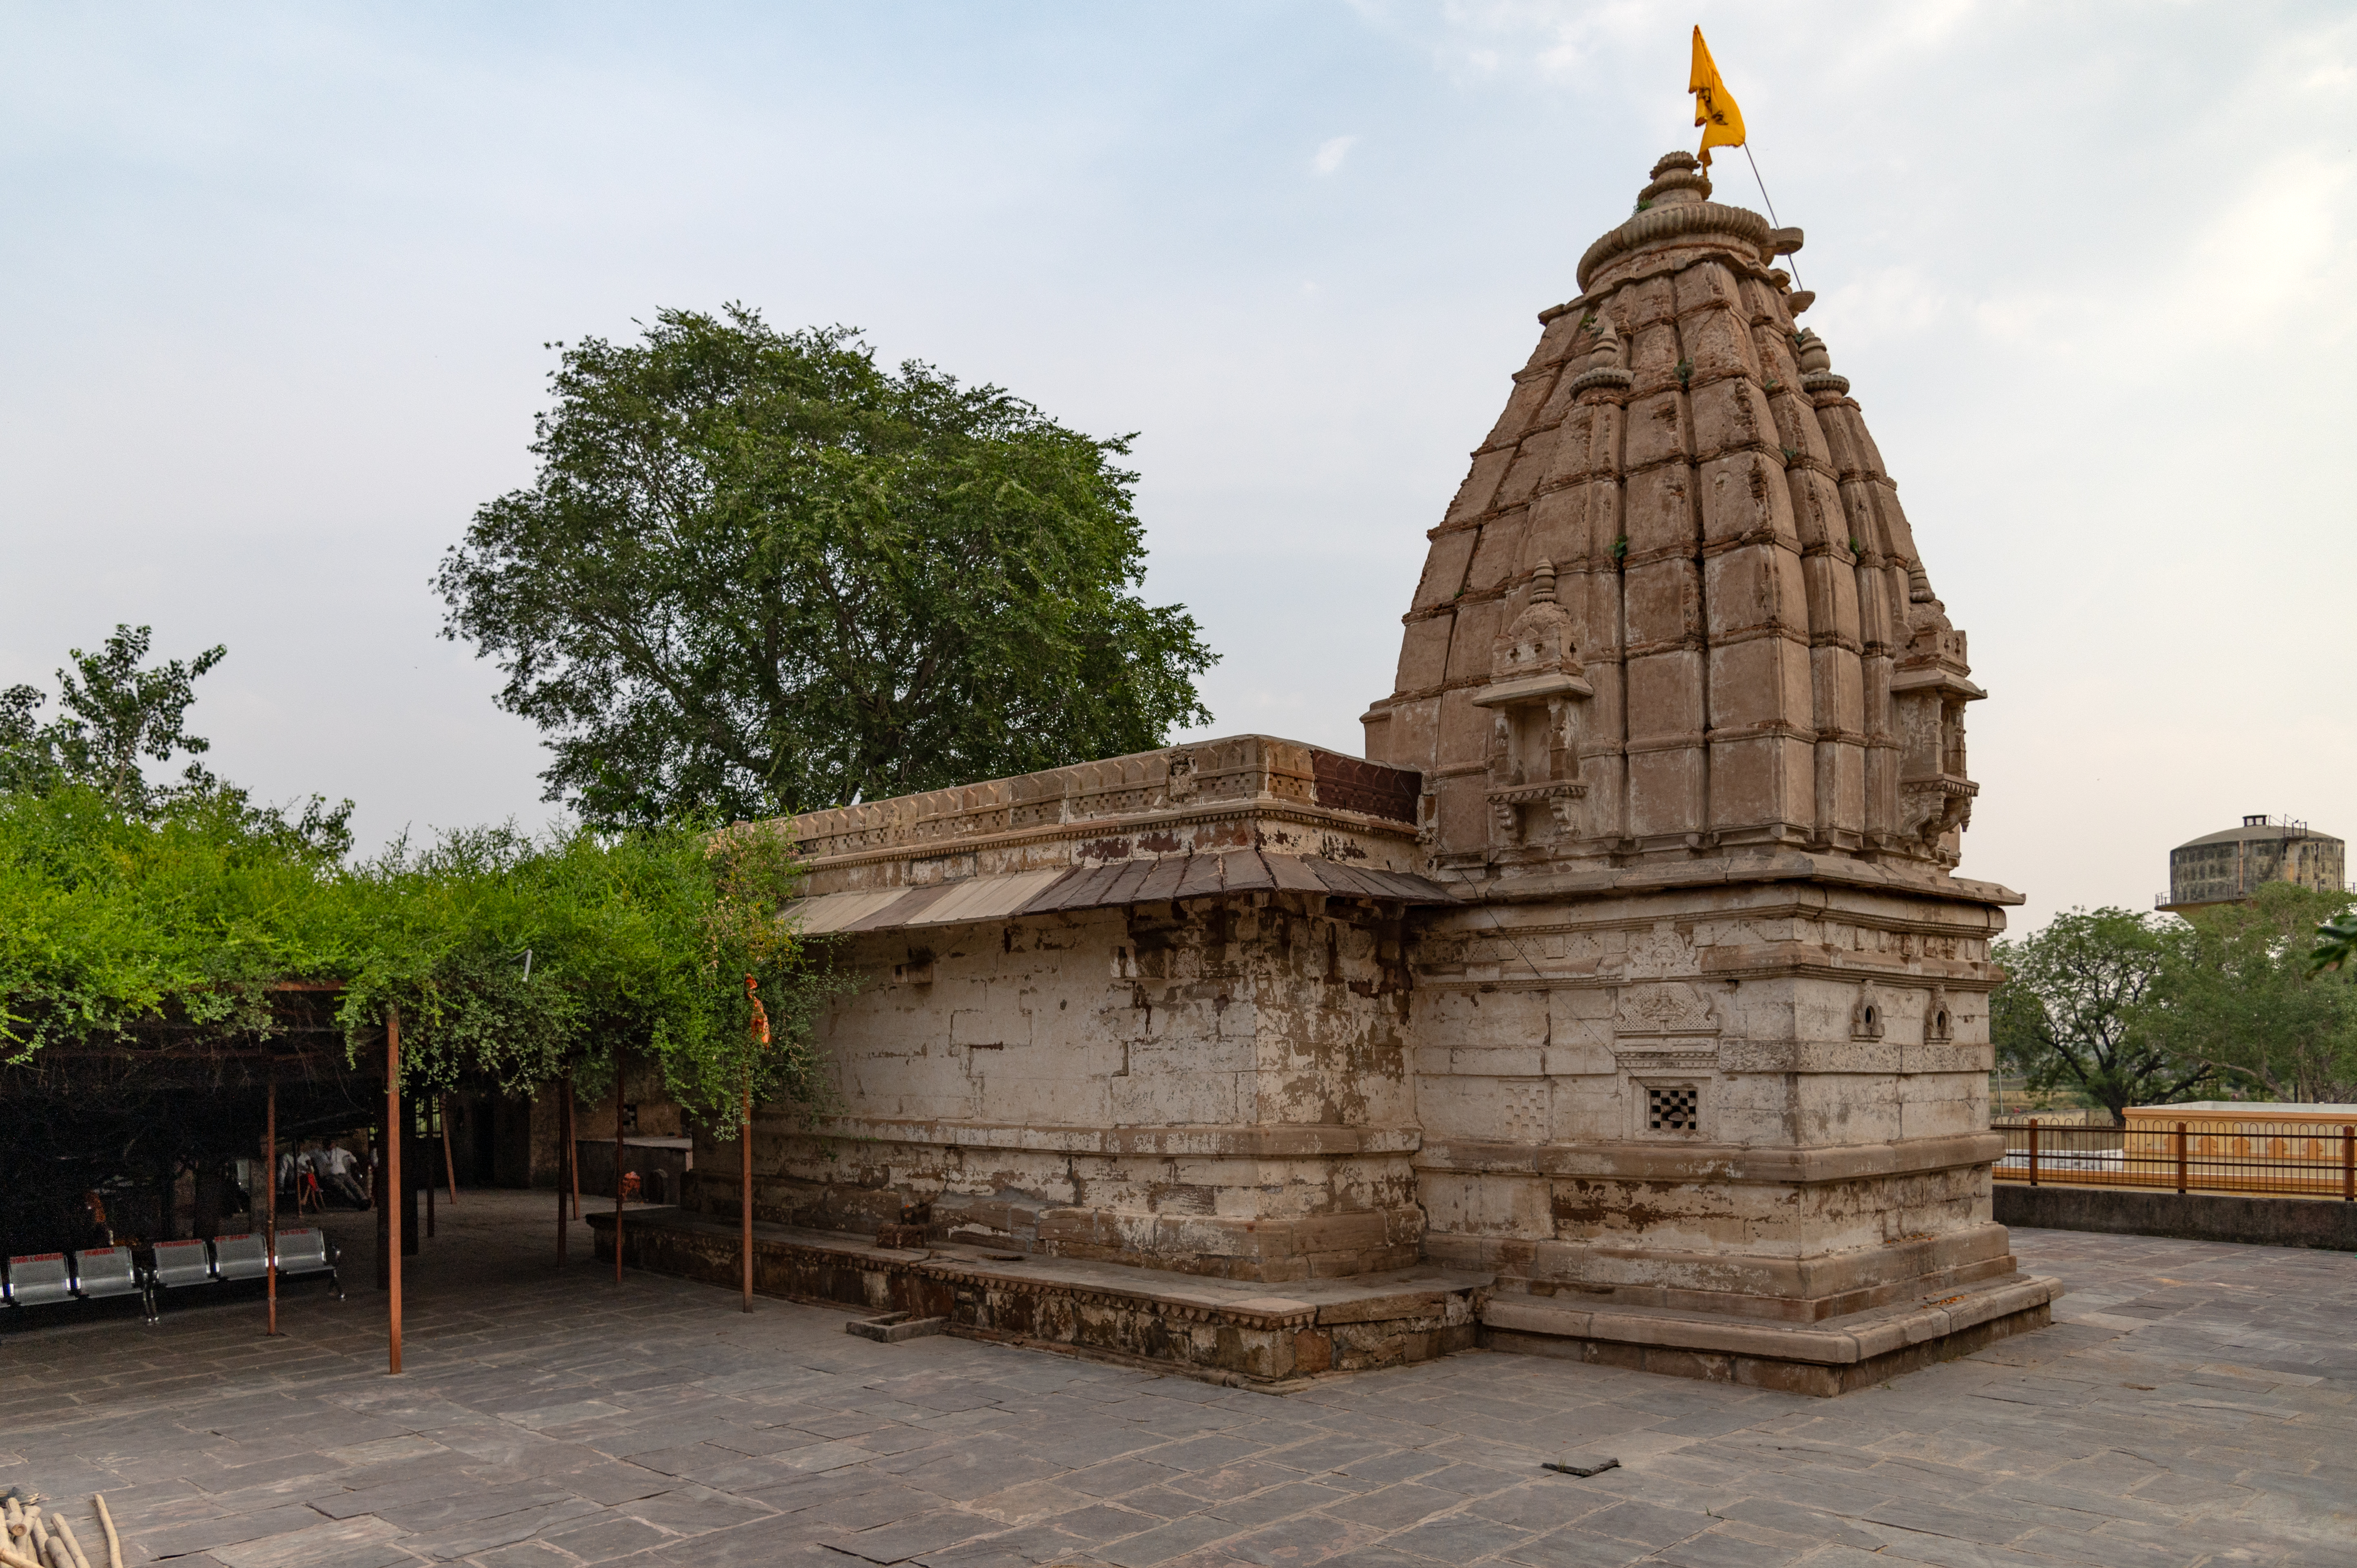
[1690, 26, 1746, 169]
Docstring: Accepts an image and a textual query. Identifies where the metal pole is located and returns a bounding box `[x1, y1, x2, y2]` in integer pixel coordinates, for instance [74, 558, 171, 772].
[2175, 1121, 2188, 1195]
[371, 1122, 387, 1290]
[265, 1076, 278, 1337]
[386, 1006, 404, 1376]
[742, 1068, 754, 1313]
[569, 1081, 581, 1219]
[442, 1094, 459, 1203]
[557, 1073, 570, 1266]
[2343, 1126, 2353, 1204]
[614, 1057, 626, 1284]
[2028, 1118, 2039, 1186]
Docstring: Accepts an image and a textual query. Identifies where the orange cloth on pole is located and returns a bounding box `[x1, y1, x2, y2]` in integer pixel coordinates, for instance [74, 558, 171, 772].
[1689, 26, 1746, 168]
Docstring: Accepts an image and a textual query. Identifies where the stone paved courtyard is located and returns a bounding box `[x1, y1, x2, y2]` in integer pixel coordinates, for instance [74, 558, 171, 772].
[2, 1190, 2350, 1568]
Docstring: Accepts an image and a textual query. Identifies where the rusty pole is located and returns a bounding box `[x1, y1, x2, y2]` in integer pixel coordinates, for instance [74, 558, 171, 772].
[613, 1057, 626, 1284]
[442, 1094, 459, 1204]
[2028, 1118, 2039, 1187]
[743, 973, 769, 1315]
[265, 1075, 278, 1337]
[2344, 1126, 2353, 1204]
[557, 1072, 571, 1266]
[2175, 1121, 2188, 1195]
[386, 1006, 404, 1375]
[569, 1081, 581, 1220]
[742, 1068, 754, 1313]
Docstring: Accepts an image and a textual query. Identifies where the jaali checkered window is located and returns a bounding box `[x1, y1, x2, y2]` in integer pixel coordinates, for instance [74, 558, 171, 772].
[1648, 1086, 1699, 1133]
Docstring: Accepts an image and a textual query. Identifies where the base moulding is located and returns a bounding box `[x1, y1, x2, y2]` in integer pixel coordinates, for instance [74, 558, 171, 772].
[1479, 1271, 2059, 1396]
[589, 1206, 1484, 1387]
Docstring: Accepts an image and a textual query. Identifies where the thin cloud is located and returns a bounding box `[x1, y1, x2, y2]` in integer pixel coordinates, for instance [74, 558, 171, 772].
[1312, 134, 1359, 175]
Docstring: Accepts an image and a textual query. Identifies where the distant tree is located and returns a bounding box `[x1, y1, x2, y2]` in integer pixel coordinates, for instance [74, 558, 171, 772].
[1, 625, 351, 858]
[436, 307, 1218, 827]
[1992, 908, 2212, 1124]
[2, 624, 223, 808]
[2145, 882, 2357, 1104]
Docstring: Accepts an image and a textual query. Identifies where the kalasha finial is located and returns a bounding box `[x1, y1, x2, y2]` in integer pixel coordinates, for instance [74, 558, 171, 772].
[1640, 149, 1710, 207]
[1532, 558, 1557, 604]
[1588, 315, 1623, 371]
[1795, 328, 1850, 396]
[1568, 316, 1632, 398]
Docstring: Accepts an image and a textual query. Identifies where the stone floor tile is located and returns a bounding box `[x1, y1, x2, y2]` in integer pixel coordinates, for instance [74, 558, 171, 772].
[1092, 1514, 1246, 1568]
[1203, 1483, 1349, 1530]
[465, 1542, 582, 1567]
[1316, 1483, 1458, 1532]
[1377, 1510, 1534, 1562]
[1217, 1512, 1376, 1567]
[531, 1512, 674, 1562]
[1059, 1458, 1186, 1498]
[1162, 1464, 1311, 1503]
[1495, 1528, 1651, 1568]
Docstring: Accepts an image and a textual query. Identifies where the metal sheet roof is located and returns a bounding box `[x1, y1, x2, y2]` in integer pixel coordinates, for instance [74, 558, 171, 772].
[787, 852, 1453, 936]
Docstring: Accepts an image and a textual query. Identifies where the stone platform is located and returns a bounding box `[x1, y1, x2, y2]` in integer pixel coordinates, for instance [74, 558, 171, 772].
[1481, 1268, 2059, 1396]
[589, 1206, 1484, 1387]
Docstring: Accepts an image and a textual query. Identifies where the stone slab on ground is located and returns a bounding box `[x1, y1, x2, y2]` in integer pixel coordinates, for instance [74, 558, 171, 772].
[0, 1190, 2349, 1568]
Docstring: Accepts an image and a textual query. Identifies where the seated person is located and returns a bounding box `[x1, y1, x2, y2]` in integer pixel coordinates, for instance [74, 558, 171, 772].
[314, 1144, 371, 1209]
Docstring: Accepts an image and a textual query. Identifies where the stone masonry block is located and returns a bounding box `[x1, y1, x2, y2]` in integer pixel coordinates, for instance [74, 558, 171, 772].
[1623, 558, 1701, 649]
[1698, 451, 1798, 546]
[1702, 545, 1807, 646]
[1393, 615, 1454, 693]
[1412, 531, 1477, 610]
[1622, 388, 1688, 472]
[1688, 375, 1774, 462]
[1445, 449, 1515, 524]
[1621, 462, 1695, 556]
[1624, 649, 1704, 738]
[1678, 303, 1762, 384]
[1706, 631, 1812, 731]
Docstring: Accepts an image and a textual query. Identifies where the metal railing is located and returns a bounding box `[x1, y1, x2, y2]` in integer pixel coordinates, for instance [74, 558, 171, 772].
[1992, 1117, 2357, 1201]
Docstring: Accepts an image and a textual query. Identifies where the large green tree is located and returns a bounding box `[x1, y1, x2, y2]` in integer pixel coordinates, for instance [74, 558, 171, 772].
[436, 308, 1217, 826]
[1992, 907, 2212, 1124]
[2144, 882, 2357, 1104]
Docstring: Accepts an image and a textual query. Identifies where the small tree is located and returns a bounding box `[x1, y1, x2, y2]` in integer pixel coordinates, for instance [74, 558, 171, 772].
[2, 625, 349, 855]
[3, 624, 222, 807]
[1992, 908, 2210, 1124]
[2146, 882, 2357, 1104]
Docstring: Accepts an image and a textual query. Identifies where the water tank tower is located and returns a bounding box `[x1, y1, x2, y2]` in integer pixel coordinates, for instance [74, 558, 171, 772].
[2163, 815, 2346, 912]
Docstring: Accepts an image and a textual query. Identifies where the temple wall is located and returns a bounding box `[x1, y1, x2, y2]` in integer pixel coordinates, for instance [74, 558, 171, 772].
[1405, 877, 2014, 1320]
[686, 894, 1426, 1282]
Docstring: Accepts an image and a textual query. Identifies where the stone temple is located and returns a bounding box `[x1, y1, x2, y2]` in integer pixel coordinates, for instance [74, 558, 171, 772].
[609, 151, 2057, 1396]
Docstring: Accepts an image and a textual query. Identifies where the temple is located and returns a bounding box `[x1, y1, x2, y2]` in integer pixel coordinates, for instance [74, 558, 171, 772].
[609, 152, 2055, 1396]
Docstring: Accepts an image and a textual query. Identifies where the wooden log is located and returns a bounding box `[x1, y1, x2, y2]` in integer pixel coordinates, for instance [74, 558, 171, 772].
[47, 1518, 88, 1568]
[89, 1499, 120, 1568]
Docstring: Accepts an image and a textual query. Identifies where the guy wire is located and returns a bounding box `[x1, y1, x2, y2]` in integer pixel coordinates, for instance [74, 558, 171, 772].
[1741, 144, 1803, 291]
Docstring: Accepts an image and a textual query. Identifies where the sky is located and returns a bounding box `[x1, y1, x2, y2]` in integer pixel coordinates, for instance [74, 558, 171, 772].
[4, 0, 2353, 935]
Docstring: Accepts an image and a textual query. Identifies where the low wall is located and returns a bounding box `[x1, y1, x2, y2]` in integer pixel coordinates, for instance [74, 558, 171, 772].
[1995, 1183, 2357, 1250]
